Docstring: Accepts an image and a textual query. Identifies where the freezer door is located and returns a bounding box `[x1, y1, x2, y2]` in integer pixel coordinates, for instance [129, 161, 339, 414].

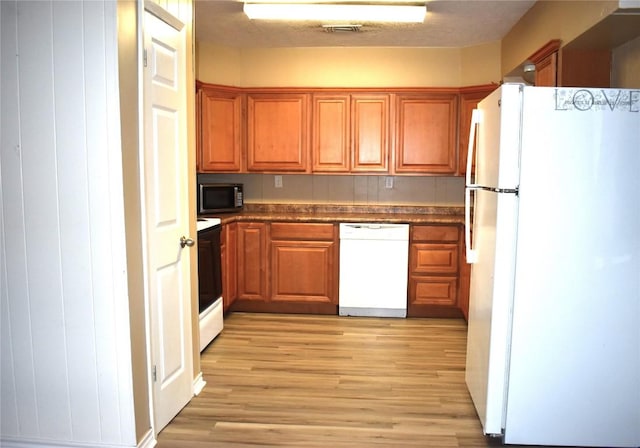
[465, 187, 518, 436]
[470, 84, 522, 191]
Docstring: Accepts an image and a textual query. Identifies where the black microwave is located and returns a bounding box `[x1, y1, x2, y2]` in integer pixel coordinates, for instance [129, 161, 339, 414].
[198, 183, 243, 214]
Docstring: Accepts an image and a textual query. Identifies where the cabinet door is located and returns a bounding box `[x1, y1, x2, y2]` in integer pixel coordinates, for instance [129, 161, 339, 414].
[535, 52, 558, 87]
[247, 93, 310, 172]
[312, 94, 350, 172]
[221, 222, 237, 313]
[270, 222, 337, 304]
[351, 95, 390, 172]
[199, 87, 243, 172]
[236, 222, 268, 301]
[559, 49, 611, 88]
[395, 94, 457, 174]
[458, 86, 497, 175]
[528, 40, 561, 87]
[270, 240, 336, 303]
[227, 222, 237, 304]
[196, 89, 202, 172]
[458, 228, 471, 321]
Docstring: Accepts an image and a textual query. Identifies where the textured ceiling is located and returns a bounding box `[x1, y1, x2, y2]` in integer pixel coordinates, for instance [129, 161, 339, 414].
[194, 0, 537, 48]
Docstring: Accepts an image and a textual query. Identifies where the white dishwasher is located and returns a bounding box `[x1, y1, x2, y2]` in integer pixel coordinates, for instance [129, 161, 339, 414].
[339, 223, 410, 318]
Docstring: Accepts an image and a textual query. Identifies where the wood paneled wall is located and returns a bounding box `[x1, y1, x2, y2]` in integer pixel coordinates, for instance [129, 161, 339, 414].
[0, 1, 138, 445]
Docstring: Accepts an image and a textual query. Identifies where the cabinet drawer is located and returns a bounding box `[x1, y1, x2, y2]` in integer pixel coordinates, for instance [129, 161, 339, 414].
[270, 222, 335, 241]
[409, 276, 457, 306]
[411, 243, 458, 274]
[412, 225, 459, 242]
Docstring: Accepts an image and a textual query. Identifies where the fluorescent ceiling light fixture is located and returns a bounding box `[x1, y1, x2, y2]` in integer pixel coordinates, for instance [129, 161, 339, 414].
[243, 2, 426, 23]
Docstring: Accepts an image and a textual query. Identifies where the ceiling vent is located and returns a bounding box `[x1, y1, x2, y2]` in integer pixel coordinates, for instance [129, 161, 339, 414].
[322, 24, 362, 33]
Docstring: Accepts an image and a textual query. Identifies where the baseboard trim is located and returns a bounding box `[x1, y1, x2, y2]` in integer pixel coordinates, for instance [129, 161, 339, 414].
[137, 429, 156, 448]
[0, 435, 155, 448]
[193, 371, 206, 396]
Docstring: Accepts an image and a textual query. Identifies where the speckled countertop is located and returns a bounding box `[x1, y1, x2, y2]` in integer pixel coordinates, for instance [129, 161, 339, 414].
[201, 203, 465, 225]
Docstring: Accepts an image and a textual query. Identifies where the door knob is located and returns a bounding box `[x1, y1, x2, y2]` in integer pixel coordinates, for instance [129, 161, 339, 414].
[180, 236, 195, 248]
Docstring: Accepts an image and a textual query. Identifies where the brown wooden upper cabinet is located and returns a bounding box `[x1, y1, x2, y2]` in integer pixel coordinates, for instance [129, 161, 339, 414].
[198, 85, 243, 172]
[524, 40, 611, 88]
[312, 93, 390, 173]
[312, 94, 350, 172]
[458, 85, 498, 176]
[196, 82, 502, 177]
[394, 93, 458, 174]
[351, 95, 390, 172]
[247, 92, 310, 172]
[559, 48, 611, 88]
[528, 40, 561, 87]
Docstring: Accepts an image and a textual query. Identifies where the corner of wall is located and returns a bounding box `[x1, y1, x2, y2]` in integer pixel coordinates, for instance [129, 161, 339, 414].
[460, 41, 502, 86]
[612, 35, 640, 88]
[197, 41, 242, 85]
[117, 0, 152, 441]
[500, 1, 618, 77]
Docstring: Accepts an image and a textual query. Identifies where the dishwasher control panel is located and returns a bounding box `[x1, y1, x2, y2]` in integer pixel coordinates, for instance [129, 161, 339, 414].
[339, 223, 409, 241]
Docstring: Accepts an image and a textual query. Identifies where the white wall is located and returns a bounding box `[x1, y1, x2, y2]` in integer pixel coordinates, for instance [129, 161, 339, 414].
[1, 1, 137, 446]
[612, 35, 640, 88]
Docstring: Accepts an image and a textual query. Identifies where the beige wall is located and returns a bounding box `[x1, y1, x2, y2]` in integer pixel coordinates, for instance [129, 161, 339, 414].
[196, 42, 243, 86]
[199, 173, 465, 206]
[501, 0, 618, 76]
[460, 41, 502, 86]
[196, 41, 501, 87]
[612, 35, 640, 88]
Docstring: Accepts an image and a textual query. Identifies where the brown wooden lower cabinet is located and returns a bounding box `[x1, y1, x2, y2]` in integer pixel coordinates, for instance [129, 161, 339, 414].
[236, 222, 268, 301]
[458, 228, 471, 321]
[221, 222, 237, 313]
[270, 222, 337, 305]
[232, 221, 338, 314]
[408, 224, 464, 318]
[228, 220, 468, 318]
[410, 276, 458, 306]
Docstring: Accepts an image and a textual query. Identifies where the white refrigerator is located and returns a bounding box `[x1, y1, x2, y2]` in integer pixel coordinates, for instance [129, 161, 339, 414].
[464, 84, 640, 447]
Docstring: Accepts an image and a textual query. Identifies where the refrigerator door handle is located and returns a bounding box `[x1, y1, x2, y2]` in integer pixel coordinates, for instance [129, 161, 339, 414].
[466, 108, 481, 188]
[465, 187, 478, 263]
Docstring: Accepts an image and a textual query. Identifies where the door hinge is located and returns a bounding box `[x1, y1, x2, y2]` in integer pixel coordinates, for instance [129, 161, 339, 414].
[143, 48, 148, 68]
[152, 365, 157, 382]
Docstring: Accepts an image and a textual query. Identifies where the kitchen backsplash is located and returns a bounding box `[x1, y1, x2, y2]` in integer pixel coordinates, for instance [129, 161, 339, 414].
[197, 173, 464, 206]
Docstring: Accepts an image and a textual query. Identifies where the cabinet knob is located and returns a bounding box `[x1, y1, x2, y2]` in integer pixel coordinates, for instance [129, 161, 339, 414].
[180, 236, 195, 248]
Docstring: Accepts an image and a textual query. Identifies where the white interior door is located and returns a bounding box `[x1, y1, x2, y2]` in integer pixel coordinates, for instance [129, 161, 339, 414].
[143, 9, 193, 433]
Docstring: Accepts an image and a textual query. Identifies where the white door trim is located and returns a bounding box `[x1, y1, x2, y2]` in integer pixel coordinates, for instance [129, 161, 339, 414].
[144, 1, 184, 32]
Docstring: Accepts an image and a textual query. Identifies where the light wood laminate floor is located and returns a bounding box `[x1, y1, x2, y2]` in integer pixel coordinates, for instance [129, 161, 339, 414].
[157, 313, 540, 447]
